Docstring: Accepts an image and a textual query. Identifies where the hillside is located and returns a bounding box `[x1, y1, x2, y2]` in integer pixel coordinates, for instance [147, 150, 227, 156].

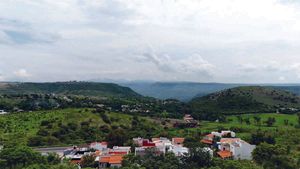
[189, 86, 300, 119]
[0, 108, 164, 147]
[0, 82, 141, 98]
[121, 82, 240, 101]
[272, 86, 300, 96]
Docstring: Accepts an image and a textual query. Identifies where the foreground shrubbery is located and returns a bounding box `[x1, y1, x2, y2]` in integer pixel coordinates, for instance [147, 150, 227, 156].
[0, 144, 77, 169]
[121, 148, 263, 169]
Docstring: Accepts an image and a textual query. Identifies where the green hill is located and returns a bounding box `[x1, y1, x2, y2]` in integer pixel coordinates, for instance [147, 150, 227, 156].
[0, 108, 163, 147]
[0, 82, 141, 98]
[189, 86, 300, 119]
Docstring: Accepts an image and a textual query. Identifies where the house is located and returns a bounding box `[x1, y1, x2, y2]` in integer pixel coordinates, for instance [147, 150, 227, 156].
[201, 130, 236, 145]
[134, 137, 189, 157]
[133, 137, 156, 147]
[211, 131, 236, 138]
[0, 110, 8, 115]
[95, 146, 130, 168]
[169, 145, 188, 156]
[217, 138, 256, 160]
[173, 114, 198, 128]
[109, 146, 131, 155]
[90, 142, 108, 151]
[172, 137, 185, 146]
[135, 147, 163, 156]
[201, 134, 214, 145]
[183, 114, 194, 122]
[97, 155, 124, 168]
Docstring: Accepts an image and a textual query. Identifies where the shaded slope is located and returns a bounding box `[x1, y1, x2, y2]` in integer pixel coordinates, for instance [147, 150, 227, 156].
[0, 82, 141, 98]
[189, 86, 300, 117]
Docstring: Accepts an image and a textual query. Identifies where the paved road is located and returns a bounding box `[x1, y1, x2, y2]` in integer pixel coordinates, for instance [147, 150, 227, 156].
[34, 147, 73, 155]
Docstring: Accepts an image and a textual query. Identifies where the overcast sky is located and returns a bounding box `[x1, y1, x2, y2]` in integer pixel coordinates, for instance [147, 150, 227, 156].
[1, 0, 300, 83]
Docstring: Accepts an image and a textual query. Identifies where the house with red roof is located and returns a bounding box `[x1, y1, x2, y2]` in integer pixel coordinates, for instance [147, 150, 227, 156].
[97, 155, 124, 168]
[217, 138, 256, 160]
[201, 134, 214, 145]
[172, 137, 185, 146]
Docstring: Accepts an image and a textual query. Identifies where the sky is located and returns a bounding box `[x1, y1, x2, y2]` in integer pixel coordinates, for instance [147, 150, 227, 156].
[1, 0, 300, 83]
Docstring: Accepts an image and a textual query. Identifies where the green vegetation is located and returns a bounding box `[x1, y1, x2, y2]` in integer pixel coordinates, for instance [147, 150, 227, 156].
[0, 82, 141, 98]
[189, 86, 300, 120]
[0, 144, 77, 169]
[121, 148, 263, 169]
[2, 84, 300, 169]
[0, 108, 164, 147]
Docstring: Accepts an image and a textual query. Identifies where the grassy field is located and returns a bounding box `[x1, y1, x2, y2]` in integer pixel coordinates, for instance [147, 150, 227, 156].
[167, 113, 300, 158]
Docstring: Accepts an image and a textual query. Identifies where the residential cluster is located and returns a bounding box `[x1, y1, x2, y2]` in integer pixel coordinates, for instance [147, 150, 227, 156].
[63, 137, 189, 168]
[57, 130, 255, 168]
[201, 130, 256, 160]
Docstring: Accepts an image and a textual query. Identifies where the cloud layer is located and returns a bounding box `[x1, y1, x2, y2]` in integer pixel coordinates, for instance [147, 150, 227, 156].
[0, 0, 300, 83]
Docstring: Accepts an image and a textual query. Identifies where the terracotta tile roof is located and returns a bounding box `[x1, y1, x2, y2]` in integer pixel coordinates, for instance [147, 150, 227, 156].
[109, 151, 128, 155]
[201, 139, 213, 144]
[172, 138, 185, 144]
[220, 138, 240, 144]
[99, 156, 110, 163]
[207, 134, 214, 138]
[95, 151, 101, 156]
[99, 155, 123, 164]
[217, 151, 232, 159]
[109, 155, 123, 164]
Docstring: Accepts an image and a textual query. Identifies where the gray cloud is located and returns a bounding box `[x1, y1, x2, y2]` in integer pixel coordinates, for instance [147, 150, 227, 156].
[0, 0, 300, 83]
[0, 18, 60, 45]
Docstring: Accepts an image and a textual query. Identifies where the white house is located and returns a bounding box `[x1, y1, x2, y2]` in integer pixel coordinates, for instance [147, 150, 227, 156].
[211, 130, 236, 138]
[169, 145, 188, 156]
[0, 110, 8, 115]
[217, 138, 256, 160]
[89, 142, 108, 151]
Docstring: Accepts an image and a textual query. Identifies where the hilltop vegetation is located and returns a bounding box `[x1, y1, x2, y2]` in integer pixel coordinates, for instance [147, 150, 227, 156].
[0, 82, 141, 98]
[121, 81, 300, 101]
[189, 86, 300, 120]
[0, 108, 165, 147]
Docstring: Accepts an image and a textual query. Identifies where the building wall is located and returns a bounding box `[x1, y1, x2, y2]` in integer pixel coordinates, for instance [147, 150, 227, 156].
[232, 143, 256, 160]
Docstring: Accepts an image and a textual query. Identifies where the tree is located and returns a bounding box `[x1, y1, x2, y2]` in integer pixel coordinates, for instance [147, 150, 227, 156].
[244, 117, 251, 125]
[47, 153, 61, 165]
[180, 147, 212, 168]
[252, 143, 296, 169]
[211, 158, 263, 169]
[236, 116, 243, 124]
[253, 116, 261, 126]
[80, 155, 96, 168]
[284, 119, 289, 126]
[183, 137, 204, 148]
[107, 128, 128, 148]
[250, 130, 275, 145]
[0, 145, 46, 169]
[122, 151, 180, 169]
[264, 117, 276, 127]
[297, 112, 300, 126]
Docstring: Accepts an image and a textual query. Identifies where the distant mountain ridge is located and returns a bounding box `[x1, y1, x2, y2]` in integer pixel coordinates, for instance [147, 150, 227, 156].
[121, 82, 241, 101]
[189, 86, 300, 119]
[121, 82, 300, 101]
[0, 82, 141, 98]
